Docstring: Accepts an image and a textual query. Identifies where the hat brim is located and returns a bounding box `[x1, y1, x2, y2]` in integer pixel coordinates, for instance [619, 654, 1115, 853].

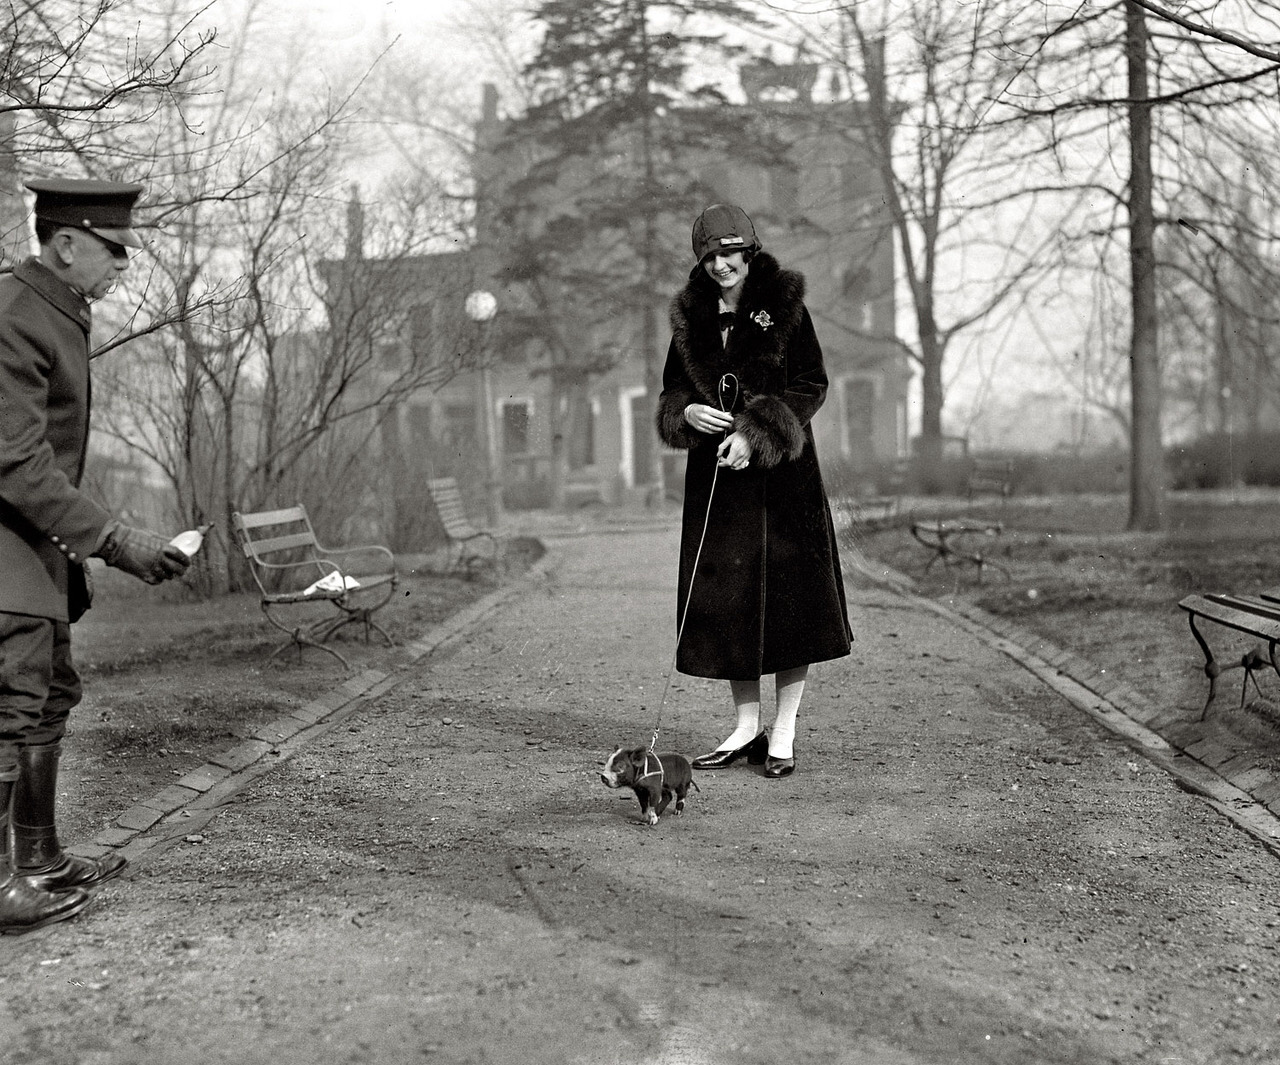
[89, 226, 143, 250]
[689, 243, 757, 280]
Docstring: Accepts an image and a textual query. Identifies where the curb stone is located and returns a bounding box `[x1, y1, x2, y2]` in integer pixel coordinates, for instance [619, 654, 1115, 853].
[844, 550, 1280, 859]
[74, 549, 561, 864]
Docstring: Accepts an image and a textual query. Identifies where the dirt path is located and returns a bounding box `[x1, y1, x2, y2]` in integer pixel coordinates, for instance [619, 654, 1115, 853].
[5, 528, 1280, 1064]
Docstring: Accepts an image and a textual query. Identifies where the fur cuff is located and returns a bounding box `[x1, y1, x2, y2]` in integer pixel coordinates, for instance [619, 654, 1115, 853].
[735, 395, 806, 468]
[657, 393, 700, 450]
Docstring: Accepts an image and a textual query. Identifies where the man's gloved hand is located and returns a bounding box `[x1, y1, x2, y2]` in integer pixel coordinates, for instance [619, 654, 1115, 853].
[92, 520, 190, 585]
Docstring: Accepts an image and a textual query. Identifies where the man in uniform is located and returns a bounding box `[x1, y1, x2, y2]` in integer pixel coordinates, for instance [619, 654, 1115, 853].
[0, 178, 190, 934]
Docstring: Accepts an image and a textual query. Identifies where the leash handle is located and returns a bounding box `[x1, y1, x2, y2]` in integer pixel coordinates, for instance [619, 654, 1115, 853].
[718, 372, 739, 416]
[649, 373, 740, 752]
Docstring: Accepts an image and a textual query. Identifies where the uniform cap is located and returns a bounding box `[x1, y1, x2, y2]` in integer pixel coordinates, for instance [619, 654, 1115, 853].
[691, 203, 760, 264]
[25, 178, 145, 249]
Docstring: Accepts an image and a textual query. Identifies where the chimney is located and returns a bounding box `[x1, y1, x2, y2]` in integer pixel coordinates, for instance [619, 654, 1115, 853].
[865, 37, 887, 97]
[345, 183, 363, 261]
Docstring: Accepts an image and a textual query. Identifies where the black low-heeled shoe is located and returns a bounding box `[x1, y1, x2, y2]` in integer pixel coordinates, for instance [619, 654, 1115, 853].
[763, 754, 795, 779]
[692, 731, 769, 770]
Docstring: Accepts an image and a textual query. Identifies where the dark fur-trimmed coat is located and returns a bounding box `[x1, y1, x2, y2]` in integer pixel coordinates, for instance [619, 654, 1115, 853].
[656, 252, 852, 680]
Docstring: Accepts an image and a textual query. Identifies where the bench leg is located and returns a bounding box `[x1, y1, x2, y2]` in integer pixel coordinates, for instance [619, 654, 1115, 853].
[261, 604, 351, 670]
[315, 609, 395, 648]
[267, 627, 351, 670]
[1187, 614, 1220, 720]
[1186, 614, 1276, 721]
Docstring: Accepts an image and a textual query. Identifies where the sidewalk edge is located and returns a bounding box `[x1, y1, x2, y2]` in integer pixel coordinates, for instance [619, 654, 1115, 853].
[846, 550, 1280, 860]
[76, 549, 561, 864]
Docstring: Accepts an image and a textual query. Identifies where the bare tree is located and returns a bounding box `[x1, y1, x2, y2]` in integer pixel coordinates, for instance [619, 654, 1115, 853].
[88, 6, 485, 593]
[0, 0, 216, 260]
[770, 1, 1071, 486]
[1005, 0, 1280, 526]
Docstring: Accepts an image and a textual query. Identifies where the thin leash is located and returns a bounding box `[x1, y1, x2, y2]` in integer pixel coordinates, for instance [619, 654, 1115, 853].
[648, 372, 740, 753]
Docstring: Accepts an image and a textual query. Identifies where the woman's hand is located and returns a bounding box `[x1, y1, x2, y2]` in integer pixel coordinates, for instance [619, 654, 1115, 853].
[717, 432, 753, 471]
[684, 403, 734, 435]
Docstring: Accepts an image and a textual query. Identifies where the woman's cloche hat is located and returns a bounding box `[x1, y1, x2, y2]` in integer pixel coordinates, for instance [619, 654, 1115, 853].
[691, 203, 761, 264]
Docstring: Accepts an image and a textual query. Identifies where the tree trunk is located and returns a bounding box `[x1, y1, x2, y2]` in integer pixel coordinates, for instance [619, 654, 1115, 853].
[1125, 2, 1165, 531]
[916, 304, 945, 491]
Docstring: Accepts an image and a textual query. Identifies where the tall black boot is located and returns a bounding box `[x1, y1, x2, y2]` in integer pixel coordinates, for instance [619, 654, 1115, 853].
[13, 742, 127, 891]
[0, 777, 90, 934]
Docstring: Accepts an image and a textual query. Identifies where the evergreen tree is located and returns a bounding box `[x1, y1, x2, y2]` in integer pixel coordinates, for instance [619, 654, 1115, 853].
[484, 0, 776, 506]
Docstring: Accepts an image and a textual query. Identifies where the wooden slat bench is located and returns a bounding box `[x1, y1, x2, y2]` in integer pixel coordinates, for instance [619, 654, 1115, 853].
[426, 477, 499, 574]
[232, 506, 397, 669]
[967, 458, 1014, 503]
[1178, 591, 1280, 719]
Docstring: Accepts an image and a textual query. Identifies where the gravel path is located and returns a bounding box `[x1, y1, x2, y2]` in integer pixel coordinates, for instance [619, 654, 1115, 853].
[5, 527, 1280, 1065]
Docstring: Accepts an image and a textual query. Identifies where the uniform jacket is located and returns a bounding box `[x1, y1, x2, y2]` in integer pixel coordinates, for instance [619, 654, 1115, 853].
[0, 258, 111, 622]
[656, 252, 852, 680]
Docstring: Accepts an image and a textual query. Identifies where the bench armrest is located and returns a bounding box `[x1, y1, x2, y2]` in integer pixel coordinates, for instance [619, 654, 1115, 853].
[314, 541, 396, 577]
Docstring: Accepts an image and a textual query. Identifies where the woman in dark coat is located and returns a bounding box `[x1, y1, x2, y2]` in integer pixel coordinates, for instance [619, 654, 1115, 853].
[656, 204, 851, 779]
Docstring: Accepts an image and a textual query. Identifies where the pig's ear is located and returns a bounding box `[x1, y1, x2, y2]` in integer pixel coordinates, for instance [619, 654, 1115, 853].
[628, 747, 648, 769]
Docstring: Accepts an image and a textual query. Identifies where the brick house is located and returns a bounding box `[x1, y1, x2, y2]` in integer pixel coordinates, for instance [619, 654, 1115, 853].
[350, 60, 909, 514]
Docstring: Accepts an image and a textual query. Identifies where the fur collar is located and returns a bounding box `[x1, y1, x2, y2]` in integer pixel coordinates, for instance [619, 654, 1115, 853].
[668, 252, 806, 405]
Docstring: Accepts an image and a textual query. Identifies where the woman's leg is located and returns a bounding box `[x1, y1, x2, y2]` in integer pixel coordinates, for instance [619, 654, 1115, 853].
[715, 678, 762, 751]
[768, 665, 808, 759]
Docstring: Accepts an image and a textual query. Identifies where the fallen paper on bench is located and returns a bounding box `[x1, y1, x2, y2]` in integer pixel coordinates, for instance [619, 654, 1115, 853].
[302, 572, 362, 596]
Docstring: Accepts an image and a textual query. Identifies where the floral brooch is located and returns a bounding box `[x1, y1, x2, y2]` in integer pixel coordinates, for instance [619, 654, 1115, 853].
[751, 310, 773, 331]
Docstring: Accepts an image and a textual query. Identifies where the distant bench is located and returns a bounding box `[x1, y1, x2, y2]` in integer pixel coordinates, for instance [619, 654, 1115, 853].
[1178, 590, 1280, 719]
[426, 477, 499, 574]
[967, 458, 1014, 503]
[835, 495, 901, 533]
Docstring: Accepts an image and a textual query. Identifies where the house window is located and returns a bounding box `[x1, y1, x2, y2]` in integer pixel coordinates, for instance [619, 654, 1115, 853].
[409, 304, 433, 356]
[501, 400, 531, 456]
[408, 404, 432, 453]
[841, 376, 878, 468]
[442, 403, 475, 449]
[842, 266, 874, 333]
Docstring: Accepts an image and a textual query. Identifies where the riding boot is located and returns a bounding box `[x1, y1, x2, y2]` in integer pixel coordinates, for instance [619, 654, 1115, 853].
[0, 776, 90, 934]
[12, 742, 127, 891]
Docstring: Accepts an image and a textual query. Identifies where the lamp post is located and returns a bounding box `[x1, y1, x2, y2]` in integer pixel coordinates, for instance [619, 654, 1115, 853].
[465, 290, 503, 528]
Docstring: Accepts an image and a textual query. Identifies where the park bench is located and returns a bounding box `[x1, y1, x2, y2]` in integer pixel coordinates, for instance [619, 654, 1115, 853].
[967, 458, 1014, 503]
[426, 477, 499, 574]
[839, 495, 901, 532]
[910, 517, 1008, 583]
[1178, 590, 1280, 719]
[834, 458, 910, 534]
[231, 506, 398, 669]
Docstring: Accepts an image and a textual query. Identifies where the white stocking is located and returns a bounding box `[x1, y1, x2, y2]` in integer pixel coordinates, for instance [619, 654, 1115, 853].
[717, 679, 762, 751]
[769, 666, 808, 759]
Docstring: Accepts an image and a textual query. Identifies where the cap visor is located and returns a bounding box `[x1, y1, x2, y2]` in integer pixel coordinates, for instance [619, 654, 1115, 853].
[91, 227, 143, 250]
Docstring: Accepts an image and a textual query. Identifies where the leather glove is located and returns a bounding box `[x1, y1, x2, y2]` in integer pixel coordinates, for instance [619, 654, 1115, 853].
[92, 520, 190, 585]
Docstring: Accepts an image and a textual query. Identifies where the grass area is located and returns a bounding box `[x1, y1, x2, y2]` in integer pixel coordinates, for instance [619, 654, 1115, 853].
[846, 490, 1280, 768]
[59, 538, 546, 812]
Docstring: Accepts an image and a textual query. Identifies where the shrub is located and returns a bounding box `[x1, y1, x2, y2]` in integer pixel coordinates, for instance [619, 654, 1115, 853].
[1169, 432, 1280, 490]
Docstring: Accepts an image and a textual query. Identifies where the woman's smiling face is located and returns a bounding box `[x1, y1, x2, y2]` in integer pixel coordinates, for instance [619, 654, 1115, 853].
[703, 249, 749, 293]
